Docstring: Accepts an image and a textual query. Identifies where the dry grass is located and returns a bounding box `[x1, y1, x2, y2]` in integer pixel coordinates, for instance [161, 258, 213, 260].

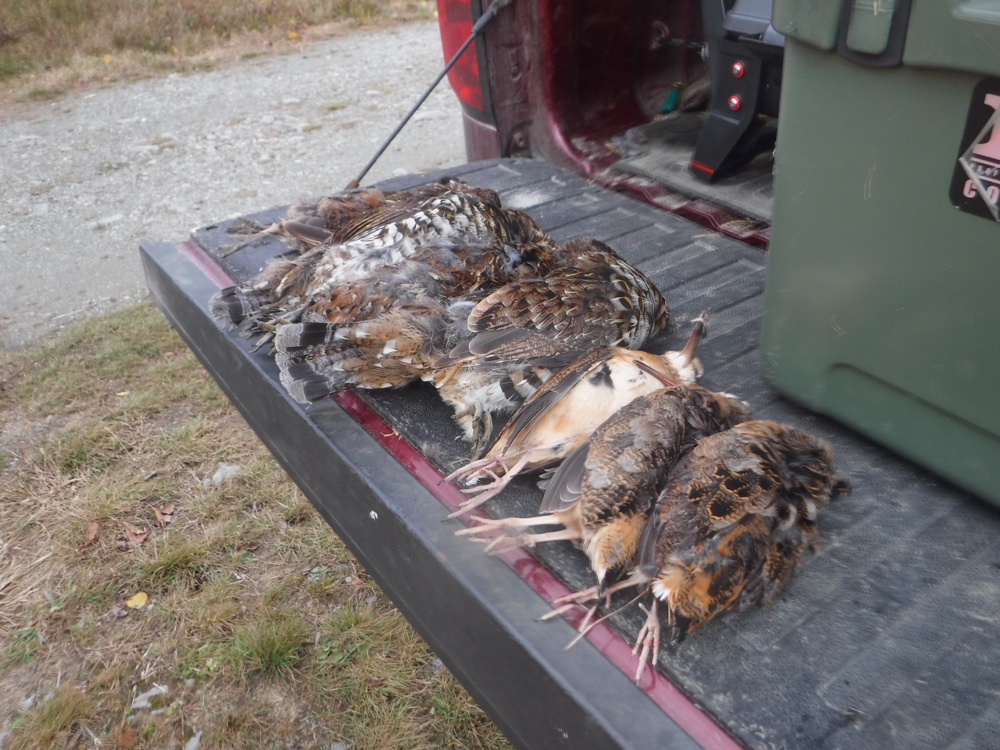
[0, 304, 511, 749]
[0, 0, 435, 105]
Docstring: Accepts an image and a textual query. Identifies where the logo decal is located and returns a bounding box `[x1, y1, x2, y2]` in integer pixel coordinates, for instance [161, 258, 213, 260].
[951, 78, 1000, 222]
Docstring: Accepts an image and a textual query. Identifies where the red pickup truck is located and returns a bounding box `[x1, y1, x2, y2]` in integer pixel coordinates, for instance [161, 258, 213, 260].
[142, 1, 1000, 748]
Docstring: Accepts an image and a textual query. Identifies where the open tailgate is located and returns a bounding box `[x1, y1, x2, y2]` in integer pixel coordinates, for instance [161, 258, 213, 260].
[141, 158, 1000, 750]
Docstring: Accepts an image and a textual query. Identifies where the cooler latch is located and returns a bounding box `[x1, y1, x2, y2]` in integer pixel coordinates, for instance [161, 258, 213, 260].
[837, 0, 913, 67]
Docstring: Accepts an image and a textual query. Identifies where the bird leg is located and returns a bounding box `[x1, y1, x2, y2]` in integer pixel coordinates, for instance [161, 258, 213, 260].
[540, 584, 603, 621]
[455, 513, 574, 553]
[632, 598, 662, 684]
[539, 572, 644, 623]
[442, 455, 506, 487]
[678, 312, 709, 368]
[444, 453, 531, 518]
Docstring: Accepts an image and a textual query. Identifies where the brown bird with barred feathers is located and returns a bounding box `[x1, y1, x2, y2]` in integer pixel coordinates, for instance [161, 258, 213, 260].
[269, 236, 548, 402]
[260, 179, 508, 252]
[443, 315, 709, 517]
[210, 179, 557, 339]
[440, 238, 670, 370]
[549, 420, 848, 683]
[457, 386, 751, 600]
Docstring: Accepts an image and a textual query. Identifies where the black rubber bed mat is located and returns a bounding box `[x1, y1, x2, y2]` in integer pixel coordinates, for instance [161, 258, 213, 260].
[611, 113, 776, 225]
[141, 158, 1000, 750]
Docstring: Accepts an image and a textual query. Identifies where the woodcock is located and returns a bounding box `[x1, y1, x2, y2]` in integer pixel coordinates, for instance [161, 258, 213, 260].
[443, 315, 709, 517]
[457, 386, 752, 601]
[548, 420, 849, 683]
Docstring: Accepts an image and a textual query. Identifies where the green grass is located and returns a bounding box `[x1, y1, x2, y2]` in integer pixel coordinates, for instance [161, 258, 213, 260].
[7, 686, 95, 750]
[228, 609, 313, 679]
[0, 304, 512, 749]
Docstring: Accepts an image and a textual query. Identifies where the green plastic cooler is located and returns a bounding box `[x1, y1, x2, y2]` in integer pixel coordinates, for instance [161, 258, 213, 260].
[761, 1, 1000, 504]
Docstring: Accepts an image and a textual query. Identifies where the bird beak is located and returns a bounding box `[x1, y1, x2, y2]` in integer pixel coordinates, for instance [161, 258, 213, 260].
[634, 360, 678, 387]
[677, 315, 708, 368]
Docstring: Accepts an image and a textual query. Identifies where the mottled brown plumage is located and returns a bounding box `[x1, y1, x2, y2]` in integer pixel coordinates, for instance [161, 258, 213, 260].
[443, 317, 709, 516]
[549, 420, 848, 682]
[457, 386, 751, 596]
[267, 180, 507, 251]
[210, 179, 558, 339]
[212, 181, 677, 453]
[270, 237, 554, 407]
[442, 238, 670, 368]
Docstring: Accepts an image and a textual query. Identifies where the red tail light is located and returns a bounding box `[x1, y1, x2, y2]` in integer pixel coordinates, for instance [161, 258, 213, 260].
[437, 0, 487, 114]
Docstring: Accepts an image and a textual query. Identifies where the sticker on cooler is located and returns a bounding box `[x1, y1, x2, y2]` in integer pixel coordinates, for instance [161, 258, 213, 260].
[951, 78, 1000, 222]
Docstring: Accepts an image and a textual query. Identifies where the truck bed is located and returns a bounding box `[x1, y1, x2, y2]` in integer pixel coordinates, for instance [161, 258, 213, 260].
[140, 158, 1000, 750]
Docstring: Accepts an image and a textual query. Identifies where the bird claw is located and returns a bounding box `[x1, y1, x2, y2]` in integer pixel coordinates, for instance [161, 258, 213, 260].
[538, 585, 602, 623]
[445, 478, 509, 518]
[454, 515, 500, 536]
[454, 516, 525, 554]
[251, 331, 276, 352]
[632, 600, 661, 685]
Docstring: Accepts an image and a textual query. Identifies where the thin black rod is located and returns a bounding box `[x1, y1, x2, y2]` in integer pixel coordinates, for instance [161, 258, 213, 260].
[346, 1, 510, 189]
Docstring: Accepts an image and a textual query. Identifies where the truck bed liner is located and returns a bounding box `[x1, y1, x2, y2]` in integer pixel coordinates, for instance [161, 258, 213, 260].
[141, 158, 1000, 750]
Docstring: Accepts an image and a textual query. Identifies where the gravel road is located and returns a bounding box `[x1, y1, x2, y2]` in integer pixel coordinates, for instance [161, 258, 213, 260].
[0, 21, 466, 349]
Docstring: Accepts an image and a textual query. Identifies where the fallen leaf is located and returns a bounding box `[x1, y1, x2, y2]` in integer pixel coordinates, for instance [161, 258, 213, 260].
[113, 606, 130, 619]
[288, 31, 299, 40]
[239, 541, 260, 552]
[117, 726, 139, 749]
[153, 503, 176, 529]
[78, 521, 100, 550]
[126, 592, 148, 609]
[123, 522, 147, 546]
[117, 390, 129, 396]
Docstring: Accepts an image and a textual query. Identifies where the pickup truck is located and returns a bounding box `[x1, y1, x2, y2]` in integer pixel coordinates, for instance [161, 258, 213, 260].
[141, 1, 1000, 748]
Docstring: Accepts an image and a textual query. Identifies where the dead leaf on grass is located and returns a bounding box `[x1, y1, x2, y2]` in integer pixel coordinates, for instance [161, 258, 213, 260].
[117, 725, 139, 749]
[125, 591, 148, 609]
[238, 541, 260, 552]
[153, 503, 176, 529]
[123, 521, 147, 546]
[78, 520, 100, 550]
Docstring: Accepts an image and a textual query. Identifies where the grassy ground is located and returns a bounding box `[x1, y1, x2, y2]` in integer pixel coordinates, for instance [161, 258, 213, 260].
[0, 0, 434, 104]
[0, 304, 511, 749]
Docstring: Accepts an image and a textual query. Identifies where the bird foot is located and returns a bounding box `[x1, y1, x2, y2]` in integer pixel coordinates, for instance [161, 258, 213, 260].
[453, 516, 527, 555]
[445, 476, 511, 518]
[632, 599, 661, 685]
[442, 456, 504, 487]
[538, 585, 603, 623]
[454, 515, 506, 538]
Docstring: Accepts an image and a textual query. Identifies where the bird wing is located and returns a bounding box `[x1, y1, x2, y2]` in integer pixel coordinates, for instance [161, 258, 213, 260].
[489, 349, 613, 454]
[537, 437, 592, 514]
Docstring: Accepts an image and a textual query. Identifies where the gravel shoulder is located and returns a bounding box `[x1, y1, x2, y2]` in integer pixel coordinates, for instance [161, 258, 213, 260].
[0, 21, 466, 349]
